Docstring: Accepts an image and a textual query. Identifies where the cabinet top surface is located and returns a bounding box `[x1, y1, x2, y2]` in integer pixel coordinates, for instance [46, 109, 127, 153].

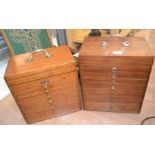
[5, 46, 75, 77]
[79, 37, 154, 57]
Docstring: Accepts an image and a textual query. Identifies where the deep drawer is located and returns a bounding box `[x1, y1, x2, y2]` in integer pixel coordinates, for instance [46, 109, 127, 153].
[81, 78, 148, 108]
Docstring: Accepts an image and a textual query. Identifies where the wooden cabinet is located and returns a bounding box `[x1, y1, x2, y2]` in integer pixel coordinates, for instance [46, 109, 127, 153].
[79, 37, 154, 113]
[4, 46, 81, 123]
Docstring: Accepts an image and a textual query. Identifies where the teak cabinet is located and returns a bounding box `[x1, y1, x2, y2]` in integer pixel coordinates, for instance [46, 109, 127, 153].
[79, 37, 154, 113]
[4, 46, 81, 123]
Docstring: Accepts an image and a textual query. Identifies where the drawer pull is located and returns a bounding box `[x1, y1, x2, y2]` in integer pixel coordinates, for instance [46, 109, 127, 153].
[41, 80, 54, 109]
[111, 67, 118, 95]
[112, 67, 118, 73]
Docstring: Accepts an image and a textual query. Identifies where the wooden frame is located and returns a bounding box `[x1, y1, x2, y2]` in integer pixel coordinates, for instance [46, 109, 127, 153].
[0, 29, 14, 55]
[46, 29, 54, 47]
[0, 29, 53, 55]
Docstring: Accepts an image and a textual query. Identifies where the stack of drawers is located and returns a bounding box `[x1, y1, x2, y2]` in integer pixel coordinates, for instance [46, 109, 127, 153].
[79, 37, 154, 113]
[4, 46, 81, 123]
[4, 36, 154, 124]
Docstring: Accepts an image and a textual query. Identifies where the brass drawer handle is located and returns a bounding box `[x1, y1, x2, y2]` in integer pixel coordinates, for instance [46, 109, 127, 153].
[112, 67, 118, 73]
[111, 67, 117, 95]
[40, 80, 54, 109]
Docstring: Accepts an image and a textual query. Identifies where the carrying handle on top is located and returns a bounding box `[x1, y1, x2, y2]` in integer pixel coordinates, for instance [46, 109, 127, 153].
[25, 49, 53, 63]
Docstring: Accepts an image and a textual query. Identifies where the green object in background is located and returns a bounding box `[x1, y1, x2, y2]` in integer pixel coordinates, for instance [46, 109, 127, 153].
[4, 29, 51, 55]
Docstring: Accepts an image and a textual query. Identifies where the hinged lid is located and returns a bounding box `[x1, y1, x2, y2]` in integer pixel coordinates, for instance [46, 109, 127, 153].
[4, 46, 76, 86]
[79, 37, 154, 57]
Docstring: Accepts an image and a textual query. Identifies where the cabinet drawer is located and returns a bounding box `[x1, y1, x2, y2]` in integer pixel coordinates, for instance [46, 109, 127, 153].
[82, 78, 148, 95]
[84, 93, 144, 103]
[83, 101, 141, 113]
[20, 96, 80, 123]
[82, 78, 147, 106]
[80, 56, 153, 79]
[11, 71, 79, 97]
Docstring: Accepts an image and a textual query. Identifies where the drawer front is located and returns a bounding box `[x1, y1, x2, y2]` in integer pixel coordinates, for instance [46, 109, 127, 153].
[10, 71, 81, 123]
[81, 78, 147, 112]
[80, 56, 153, 79]
[83, 101, 141, 113]
[82, 78, 148, 96]
[80, 56, 152, 112]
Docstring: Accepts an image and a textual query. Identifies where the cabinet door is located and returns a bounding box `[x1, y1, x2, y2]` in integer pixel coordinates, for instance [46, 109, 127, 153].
[10, 71, 81, 123]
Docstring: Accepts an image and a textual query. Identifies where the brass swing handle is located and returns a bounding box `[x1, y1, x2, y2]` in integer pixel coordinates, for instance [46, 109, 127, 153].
[40, 80, 54, 109]
[26, 49, 53, 63]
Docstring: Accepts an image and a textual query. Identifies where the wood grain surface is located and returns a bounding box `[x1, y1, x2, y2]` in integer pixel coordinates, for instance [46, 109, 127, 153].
[79, 37, 154, 113]
[79, 37, 153, 57]
[4, 46, 81, 123]
[4, 46, 76, 85]
[1, 29, 155, 125]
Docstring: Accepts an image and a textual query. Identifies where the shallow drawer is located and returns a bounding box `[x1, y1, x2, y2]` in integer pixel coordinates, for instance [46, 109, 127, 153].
[82, 78, 148, 95]
[84, 93, 144, 104]
[11, 72, 78, 97]
[80, 56, 153, 79]
[83, 101, 141, 113]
